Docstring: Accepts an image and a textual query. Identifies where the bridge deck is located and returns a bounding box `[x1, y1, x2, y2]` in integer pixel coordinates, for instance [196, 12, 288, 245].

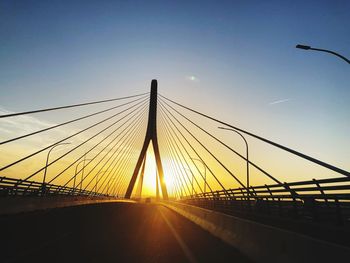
[0, 202, 250, 263]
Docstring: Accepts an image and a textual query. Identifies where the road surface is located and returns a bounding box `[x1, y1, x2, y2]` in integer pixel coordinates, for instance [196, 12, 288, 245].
[0, 202, 251, 263]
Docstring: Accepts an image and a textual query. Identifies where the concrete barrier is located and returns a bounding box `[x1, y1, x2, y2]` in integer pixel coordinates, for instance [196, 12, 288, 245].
[0, 196, 134, 215]
[163, 201, 350, 263]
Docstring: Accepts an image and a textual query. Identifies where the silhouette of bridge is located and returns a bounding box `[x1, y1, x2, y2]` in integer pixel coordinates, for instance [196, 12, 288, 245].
[1, 80, 349, 262]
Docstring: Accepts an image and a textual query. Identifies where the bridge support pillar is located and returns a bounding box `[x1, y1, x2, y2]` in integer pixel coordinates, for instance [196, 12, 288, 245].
[125, 80, 169, 200]
[135, 157, 146, 198]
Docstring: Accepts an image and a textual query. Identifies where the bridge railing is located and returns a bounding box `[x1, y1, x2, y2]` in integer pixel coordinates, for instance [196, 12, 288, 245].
[181, 176, 350, 226]
[0, 176, 106, 197]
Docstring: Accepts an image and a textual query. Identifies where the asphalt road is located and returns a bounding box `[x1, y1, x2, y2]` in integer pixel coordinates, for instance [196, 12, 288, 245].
[0, 202, 251, 263]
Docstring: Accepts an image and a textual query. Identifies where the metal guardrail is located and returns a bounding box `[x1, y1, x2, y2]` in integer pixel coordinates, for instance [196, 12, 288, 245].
[181, 177, 350, 226]
[0, 176, 107, 197]
[2, 175, 350, 226]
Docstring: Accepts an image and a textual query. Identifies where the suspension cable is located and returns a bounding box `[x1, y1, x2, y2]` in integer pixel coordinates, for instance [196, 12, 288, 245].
[158, 124, 189, 197]
[159, 101, 229, 191]
[0, 92, 148, 118]
[159, 96, 281, 184]
[161, 99, 245, 189]
[48, 101, 148, 185]
[97, 113, 147, 194]
[23, 99, 148, 181]
[82, 110, 147, 192]
[159, 111, 203, 195]
[158, 117, 192, 196]
[160, 94, 350, 178]
[109, 121, 146, 196]
[0, 95, 148, 145]
[1, 97, 148, 173]
[159, 105, 214, 192]
[105, 111, 147, 196]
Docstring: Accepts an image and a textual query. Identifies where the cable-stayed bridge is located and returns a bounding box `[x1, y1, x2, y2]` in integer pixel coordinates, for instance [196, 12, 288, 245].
[0, 80, 349, 262]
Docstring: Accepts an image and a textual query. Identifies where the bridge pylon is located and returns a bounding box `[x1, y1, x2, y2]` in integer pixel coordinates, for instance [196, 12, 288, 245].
[125, 80, 169, 200]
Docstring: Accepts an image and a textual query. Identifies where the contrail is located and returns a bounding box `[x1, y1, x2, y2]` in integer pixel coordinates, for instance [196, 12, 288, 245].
[269, 98, 290, 105]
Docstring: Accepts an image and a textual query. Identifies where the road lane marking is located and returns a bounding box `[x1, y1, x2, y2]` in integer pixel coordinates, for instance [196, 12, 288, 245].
[158, 206, 197, 263]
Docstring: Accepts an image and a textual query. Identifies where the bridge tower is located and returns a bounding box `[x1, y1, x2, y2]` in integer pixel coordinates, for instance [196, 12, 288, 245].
[125, 80, 169, 200]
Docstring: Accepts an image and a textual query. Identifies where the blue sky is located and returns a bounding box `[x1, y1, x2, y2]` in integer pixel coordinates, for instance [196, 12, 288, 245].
[0, 0, 349, 176]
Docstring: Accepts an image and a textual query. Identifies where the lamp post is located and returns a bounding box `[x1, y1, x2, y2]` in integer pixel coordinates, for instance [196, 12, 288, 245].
[191, 170, 193, 197]
[188, 168, 194, 197]
[94, 170, 107, 194]
[218, 127, 250, 191]
[106, 177, 111, 196]
[296, 44, 350, 64]
[73, 158, 92, 192]
[182, 167, 194, 197]
[42, 142, 70, 195]
[106, 176, 115, 196]
[174, 179, 183, 199]
[190, 158, 207, 193]
[177, 177, 184, 199]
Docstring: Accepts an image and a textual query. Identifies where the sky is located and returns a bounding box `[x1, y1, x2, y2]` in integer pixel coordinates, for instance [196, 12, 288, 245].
[0, 0, 349, 196]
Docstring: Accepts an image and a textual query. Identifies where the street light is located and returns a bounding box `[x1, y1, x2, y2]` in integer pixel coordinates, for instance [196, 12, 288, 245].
[106, 176, 115, 196]
[190, 158, 207, 193]
[42, 142, 71, 195]
[182, 167, 194, 197]
[73, 157, 92, 192]
[188, 168, 194, 197]
[94, 170, 107, 194]
[173, 179, 183, 199]
[296, 44, 350, 64]
[218, 127, 250, 191]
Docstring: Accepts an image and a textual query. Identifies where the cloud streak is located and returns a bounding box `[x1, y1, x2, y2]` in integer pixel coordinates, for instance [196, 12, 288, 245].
[0, 106, 87, 146]
[269, 98, 291, 105]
